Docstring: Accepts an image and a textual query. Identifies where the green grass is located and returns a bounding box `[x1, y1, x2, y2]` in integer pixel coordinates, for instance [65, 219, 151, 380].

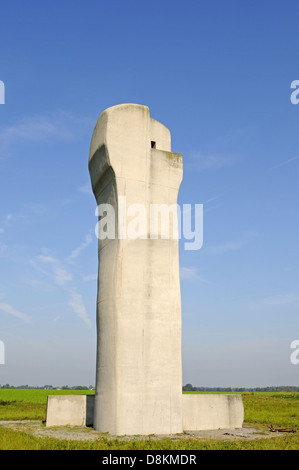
[243, 392, 299, 428]
[0, 400, 46, 420]
[0, 424, 299, 450]
[0, 389, 299, 449]
[0, 389, 95, 421]
[0, 388, 94, 404]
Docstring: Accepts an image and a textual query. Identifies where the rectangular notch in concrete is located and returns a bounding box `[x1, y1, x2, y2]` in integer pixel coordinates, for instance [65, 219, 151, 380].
[151, 141, 156, 149]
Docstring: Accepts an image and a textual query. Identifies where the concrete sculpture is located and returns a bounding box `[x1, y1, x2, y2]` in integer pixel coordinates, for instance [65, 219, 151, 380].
[46, 103, 244, 434]
[89, 104, 183, 435]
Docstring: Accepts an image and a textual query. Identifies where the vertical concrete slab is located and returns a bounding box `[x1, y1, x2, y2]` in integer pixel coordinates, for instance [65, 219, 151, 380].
[182, 394, 244, 431]
[46, 395, 94, 427]
[89, 104, 183, 435]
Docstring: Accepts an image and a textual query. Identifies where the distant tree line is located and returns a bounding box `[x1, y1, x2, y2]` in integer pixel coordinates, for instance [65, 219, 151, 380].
[1, 383, 299, 392]
[183, 384, 299, 392]
[0, 384, 95, 390]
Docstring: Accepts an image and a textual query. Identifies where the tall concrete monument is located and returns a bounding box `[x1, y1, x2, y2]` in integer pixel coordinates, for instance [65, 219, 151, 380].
[46, 103, 244, 434]
[87, 103, 244, 436]
[89, 104, 183, 435]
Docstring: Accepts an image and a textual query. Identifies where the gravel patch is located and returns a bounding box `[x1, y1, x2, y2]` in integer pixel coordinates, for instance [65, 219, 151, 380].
[0, 420, 285, 442]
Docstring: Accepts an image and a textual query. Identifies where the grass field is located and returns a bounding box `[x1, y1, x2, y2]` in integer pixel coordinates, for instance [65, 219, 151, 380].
[0, 389, 94, 421]
[0, 389, 299, 449]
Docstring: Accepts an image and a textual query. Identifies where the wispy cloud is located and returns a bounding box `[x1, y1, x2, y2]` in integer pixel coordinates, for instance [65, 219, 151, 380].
[0, 214, 14, 232]
[67, 232, 93, 263]
[203, 232, 257, 255]
[202, 194, 224, 215]
[0, 112, 92, 158]
[83, 274, 97, 282]
[272, 155, 299, 169]
[249, 293, 298, 310]
[203, 194, 224, 204]
[203, 239, 246, 255]
[0, 302, 31, 323]
[188, 151, 234, 172]
[68, 288, 92, 328]
[4, 214, 13, 226]
[180, 266, 199, 280]
[180, 266, 214, 285]
[203, 204, 222, 214]
[0, 241, 30, 264]
[39, 255, 73, 286]
[33, 250, 92, 327]
[78, 184, 93, 196]
[24, 279, 55, 292]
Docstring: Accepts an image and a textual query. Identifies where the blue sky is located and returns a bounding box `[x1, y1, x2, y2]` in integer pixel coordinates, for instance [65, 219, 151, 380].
[1, 0, 299, 387]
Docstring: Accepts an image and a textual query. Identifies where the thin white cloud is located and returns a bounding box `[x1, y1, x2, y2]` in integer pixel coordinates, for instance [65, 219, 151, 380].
[203, 204, 222, 214]
[4, 214, 13, 226]
[60, 198, 74, 207]
[78, 184, 93, 195]
[203, 232, 257, 255]
[0, 112, 92, 158]
[272, 155, 299, 169]
[180, 267, 199, 280]
[188, 151, 234, 172]
[21, 202, 48, 216]
[25, 279, 55, 291]
[203, 194, 224, 204]
[33, 253, 92, 327]
[200, 193, 224, 215]
[180, 267, 214, 285]
[39, 255, 56, 263]
[0, 214, 13, 232]
[68, 288, 92, 328]
[39, 255, 73, 286]
[83, 274, 97, 281]
[0, 213, 27, 233]
[67, 232, 93, 263]
[0, 302, 31, 323]
[204, 239, 246, 255]
[249, 293, 298, 310]
[53, 265, 73, 286]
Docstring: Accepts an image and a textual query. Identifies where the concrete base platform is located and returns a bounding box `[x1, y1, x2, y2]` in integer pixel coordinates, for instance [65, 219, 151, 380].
[46, 393, 244, 432]
[46, 395, 94, 427]
[183, 394, 244, 431]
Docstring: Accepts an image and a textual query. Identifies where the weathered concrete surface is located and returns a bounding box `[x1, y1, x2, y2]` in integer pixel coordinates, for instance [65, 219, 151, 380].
[183, 394, 244, 431]
[45, 105, 244, 433]
[46, 395, 94, 427]
[89, 104, 183, 436]
[46, 393, 244, 431]
[87, 103, 244, 436]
